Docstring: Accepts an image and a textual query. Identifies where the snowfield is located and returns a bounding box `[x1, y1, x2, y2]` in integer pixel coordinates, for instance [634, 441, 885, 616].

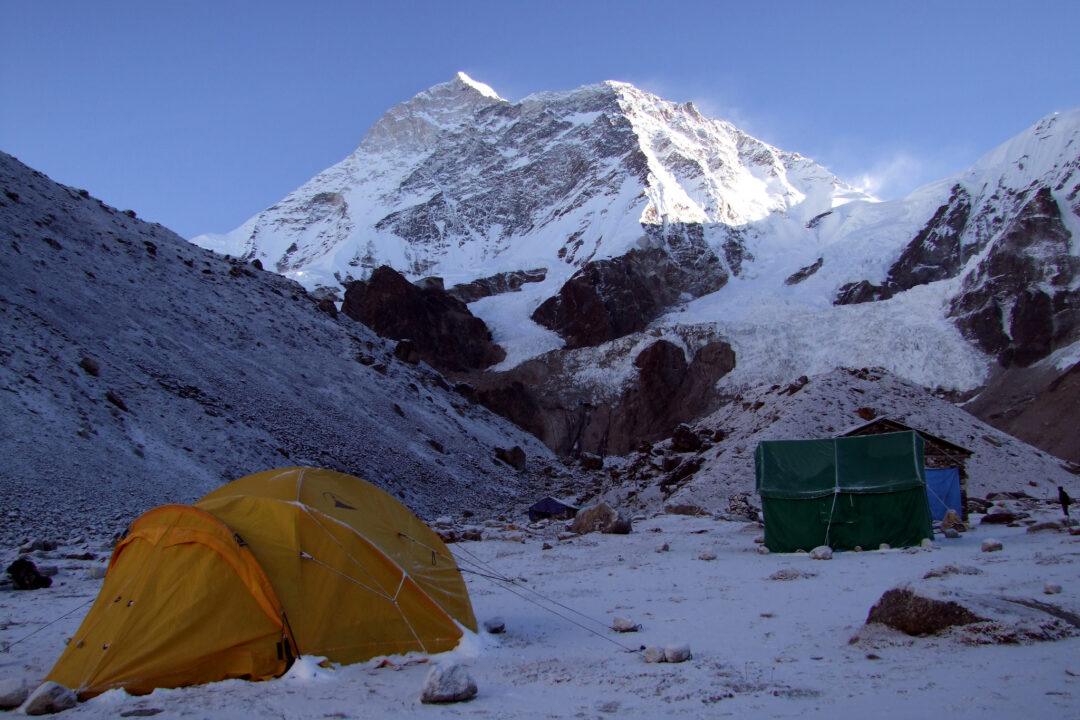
[3, 511, 1079, 718]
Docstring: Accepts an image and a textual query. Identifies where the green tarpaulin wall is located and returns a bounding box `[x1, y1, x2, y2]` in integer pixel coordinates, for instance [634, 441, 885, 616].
[755, 431, 933, 553]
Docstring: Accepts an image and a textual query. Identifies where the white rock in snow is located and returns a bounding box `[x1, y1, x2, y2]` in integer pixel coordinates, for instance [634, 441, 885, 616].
[420, 663, 477, 704]
[21, 681, 76, 715]
[1044, 583, 1063, 595]
[664, 644, 692, 663]
[612, 616, 640, 633]
[809, 545, 833, 560]
[0, 677, 29, 710]
[642, 646, 665, 663]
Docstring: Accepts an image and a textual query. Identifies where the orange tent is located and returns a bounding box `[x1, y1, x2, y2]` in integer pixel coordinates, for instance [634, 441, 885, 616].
[47, 468, 476, 699]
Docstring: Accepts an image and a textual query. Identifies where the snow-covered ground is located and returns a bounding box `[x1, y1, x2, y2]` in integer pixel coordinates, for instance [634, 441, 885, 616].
[3, 510, 1078, 718]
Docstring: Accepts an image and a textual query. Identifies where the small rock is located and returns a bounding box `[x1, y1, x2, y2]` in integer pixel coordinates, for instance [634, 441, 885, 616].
[664, 644, 692, 663]
[769, 567, 803, 581]
[853, 546, 863, 552]
[981, 539, 1003, 553]
[655, 542, 670, 553]
[642, 646, 665, 663]
[756, 545, 770, 555]
[1027, 521, 1063, 533]
[541, 542, 553, 550]
[809, 545, 833, 560]
[1044, 584, 1063, 595]
[612, 616, 640, 633]
[698, 550, 717, 561]
[420, 663, 477, 704]
[482, 617, 505, 634]
[0, 677, 29, 710]
[37, 565, 59, 577]
[920, 538, 934, 549]
[940, 509, 963, 531]
[22, 681, 76, 715]
[878, 543, 891, 551]
[943, 528, 961, 539]
[88, 565, 108, 579]
[753, 535, 765, 544]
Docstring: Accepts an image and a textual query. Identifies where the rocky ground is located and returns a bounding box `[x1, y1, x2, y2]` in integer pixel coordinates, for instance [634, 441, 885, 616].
[2, 502, 1079, 718]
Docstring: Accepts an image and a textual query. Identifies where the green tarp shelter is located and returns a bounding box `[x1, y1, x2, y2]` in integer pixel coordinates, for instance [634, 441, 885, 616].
[755, 431, 933, 553]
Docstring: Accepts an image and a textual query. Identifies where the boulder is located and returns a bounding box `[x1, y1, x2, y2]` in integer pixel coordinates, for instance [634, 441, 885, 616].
[0, 677, 28, 710]
[642, 646, 665, 663]
[866, 587, 987, 635]
[570, 503, 631, 535]
[420, 663, 478, 704]
[663, 644, 692, 663]
[809, 545, 833, 560]
[21, 682, 76, 715]
[5, 558, 52, 590]
[482, 617, 506, 634]
[494, 445, 526, 471]
[980, 511, 1020, 525]
[940, 509, 963, 532]
[865, 583, 1079, 643]
[612, 616, 640, 633]
[670, 424, 702, 453]
[982, 539, 1004, 552]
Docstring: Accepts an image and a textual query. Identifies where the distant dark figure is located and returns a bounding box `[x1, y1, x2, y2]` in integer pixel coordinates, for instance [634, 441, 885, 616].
[5, 557, 52, 590]
[1060, 486, 1073, 523]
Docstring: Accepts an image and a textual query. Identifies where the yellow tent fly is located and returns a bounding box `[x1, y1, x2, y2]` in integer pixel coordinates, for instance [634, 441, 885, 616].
[47, 467, 476, 699]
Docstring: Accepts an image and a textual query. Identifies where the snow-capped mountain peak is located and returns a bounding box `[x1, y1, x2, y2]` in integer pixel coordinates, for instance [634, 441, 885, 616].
[192, 75, 864, 294]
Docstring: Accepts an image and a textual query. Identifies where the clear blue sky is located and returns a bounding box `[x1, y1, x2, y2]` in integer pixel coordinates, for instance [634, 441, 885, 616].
[3, 1, 1078, 239]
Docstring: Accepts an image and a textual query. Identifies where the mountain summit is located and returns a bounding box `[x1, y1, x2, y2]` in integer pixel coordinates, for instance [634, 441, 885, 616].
[193, 74, 868, 295]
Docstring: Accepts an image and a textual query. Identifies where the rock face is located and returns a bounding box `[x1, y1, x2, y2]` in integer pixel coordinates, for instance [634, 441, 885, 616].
[342, 265, 505, 372]
[472, 338, 735, 457]
[950, 186, 1080, 368]
[447, 268, 546, 304]
[531, 226, 727, 349]
[835, 185, 974, 305]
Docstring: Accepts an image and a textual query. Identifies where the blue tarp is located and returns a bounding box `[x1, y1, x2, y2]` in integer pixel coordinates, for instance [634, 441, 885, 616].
[925, 467, 962, 521]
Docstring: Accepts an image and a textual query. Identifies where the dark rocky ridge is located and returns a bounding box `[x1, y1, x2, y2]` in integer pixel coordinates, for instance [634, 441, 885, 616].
[447, 268, 547, 304]
[532, 223, 727, 349]
[949, 186, 1080, 368]
[834, 184, 974, 305]
[342, 266, 506, 372]
[470, 337, 736, 457]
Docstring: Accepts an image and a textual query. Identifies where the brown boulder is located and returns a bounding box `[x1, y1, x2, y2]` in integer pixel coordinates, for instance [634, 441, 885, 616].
[866, 587, 984, 635]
